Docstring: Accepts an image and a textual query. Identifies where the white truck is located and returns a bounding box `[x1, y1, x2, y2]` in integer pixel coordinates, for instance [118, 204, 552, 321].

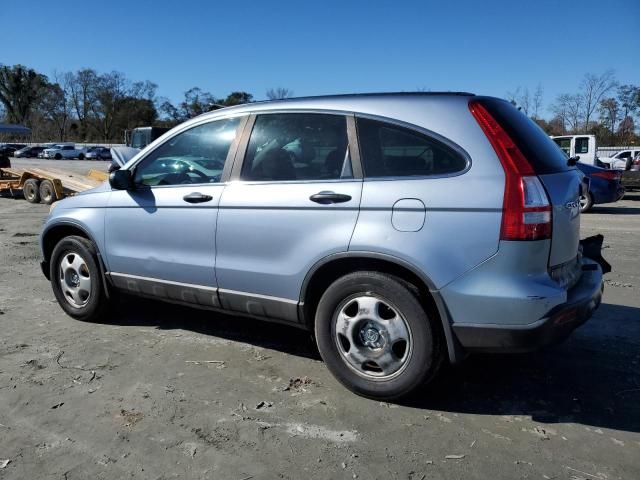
[41, 144, 83, 160]
[551, 135, 599, 166]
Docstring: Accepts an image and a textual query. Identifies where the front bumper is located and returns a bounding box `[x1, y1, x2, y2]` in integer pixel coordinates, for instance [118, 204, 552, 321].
[452, 258, 603, 352]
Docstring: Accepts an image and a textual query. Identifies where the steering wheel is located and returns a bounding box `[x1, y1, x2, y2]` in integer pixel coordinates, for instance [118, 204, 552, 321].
[178, 168, 210, 184]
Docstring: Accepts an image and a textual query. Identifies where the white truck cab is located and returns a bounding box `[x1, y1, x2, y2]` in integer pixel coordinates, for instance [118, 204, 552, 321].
[551, 135, 598, 166]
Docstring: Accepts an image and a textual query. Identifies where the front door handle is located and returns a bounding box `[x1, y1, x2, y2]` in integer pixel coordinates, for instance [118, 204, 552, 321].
[309, 191, 352, 204]
[183, 192, 213, 204]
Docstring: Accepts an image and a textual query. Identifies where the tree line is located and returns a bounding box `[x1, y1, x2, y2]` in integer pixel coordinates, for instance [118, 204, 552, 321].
[507, 70, 639, 146]
[1, 63, 638, 146]
[0, 64, 294, 143]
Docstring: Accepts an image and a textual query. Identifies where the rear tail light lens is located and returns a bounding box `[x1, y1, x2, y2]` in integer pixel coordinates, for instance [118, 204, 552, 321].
[469, 101, 552, 241]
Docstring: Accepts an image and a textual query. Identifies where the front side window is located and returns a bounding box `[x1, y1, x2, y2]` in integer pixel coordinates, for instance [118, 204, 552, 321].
[133, 117, 242, 186]
[241, 113, 351, 182]
[357, 118, 466, 177]
[575, 137, 590, 154]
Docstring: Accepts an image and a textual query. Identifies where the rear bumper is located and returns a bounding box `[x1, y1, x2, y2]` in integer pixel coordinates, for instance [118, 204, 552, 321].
[452, 258, 603, 353]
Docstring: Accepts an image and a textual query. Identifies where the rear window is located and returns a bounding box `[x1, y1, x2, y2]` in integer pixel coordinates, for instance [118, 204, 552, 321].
[357, 118, 467, 178]
[477, 98, 571, 174]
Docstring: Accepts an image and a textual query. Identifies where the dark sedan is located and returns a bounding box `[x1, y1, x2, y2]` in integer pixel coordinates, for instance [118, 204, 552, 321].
[0, 143, 27, 156]
[13, 145, 47, 158]
[576, 162, 624, 212]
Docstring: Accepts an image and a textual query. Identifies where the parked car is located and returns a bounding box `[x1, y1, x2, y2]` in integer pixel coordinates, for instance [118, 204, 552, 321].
[42, 145, 82, 160]
[84, 146, 112, 160]
[598, 148, 640, 170]
[0, 143, 27, 156]
[14, 145, 47, 158]
[40, 93, 607, 399]
[576, 162, 624, 212]
[621, 152, 640, 190]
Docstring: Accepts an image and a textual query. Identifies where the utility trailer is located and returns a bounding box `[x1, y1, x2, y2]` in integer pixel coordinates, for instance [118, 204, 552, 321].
[0, 166, 105, 204]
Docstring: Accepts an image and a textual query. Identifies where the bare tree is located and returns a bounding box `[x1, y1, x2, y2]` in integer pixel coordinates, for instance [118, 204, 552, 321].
[617, 116, 635, 144]
[506, 86, 531, 115]
[266, 87, 294, 100]
[598, 97, 619, 144]
[579, 70, 617, 131]
[566, 94, 584, 132]
[532, 84, 544, 120]
[551, 93, 584, 133]
[91, 71, 129, 141]
[39, 71, 73, 141]
[68, 68, 99, 140]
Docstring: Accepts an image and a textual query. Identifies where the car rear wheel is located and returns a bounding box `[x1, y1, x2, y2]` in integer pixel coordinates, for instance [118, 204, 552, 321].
[23, 179, 40, 203]
[580, 192, 593, 213]
[314, 271, 442, 400]
[78, 153, 85, 160]
[50, 235, 110, 322]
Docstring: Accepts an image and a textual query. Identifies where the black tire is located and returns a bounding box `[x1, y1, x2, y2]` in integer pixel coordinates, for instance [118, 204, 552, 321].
[23, 178, 41, 203]
[39, 179, 57, 205]
[50, 235, 110, 322]
[580, 191, 593, 213]
[54, 153, 62, 160]
[78, 153, 85, 160]
[314, 271, 442, 400]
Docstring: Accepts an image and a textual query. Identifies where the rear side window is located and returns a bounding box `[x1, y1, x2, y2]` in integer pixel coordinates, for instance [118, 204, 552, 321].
[242, 113, 351, 182]
[478, 98, 571, 173]
[357, 118, 466, 178]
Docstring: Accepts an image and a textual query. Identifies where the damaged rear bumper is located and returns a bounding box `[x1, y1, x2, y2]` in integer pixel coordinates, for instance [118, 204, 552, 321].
[449, 235, 607, 353]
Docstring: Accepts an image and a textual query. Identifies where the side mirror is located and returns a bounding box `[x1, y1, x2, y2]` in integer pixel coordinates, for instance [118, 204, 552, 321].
[109, 169, 133, 190]
[567, 155, 580, 166]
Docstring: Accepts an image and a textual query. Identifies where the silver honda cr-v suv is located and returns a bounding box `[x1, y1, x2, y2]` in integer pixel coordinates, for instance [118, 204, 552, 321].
[40, 93, 607, 399]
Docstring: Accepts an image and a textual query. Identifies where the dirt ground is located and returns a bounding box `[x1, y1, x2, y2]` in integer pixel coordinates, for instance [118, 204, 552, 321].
[1, 164, 639, 479]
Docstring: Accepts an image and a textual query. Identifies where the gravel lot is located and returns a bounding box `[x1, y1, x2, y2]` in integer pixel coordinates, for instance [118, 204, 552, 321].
[0, 164, 639, 479]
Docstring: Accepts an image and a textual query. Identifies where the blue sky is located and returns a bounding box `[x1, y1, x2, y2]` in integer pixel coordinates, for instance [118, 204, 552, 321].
[2, 0, 638, 115]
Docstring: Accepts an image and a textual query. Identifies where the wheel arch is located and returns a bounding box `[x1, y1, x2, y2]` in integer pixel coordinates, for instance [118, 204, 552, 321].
[41, 222, 112, 298]
[299, 252, 465, 363]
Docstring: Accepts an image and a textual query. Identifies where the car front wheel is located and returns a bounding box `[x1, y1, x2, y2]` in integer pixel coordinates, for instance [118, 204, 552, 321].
[314, 271, 442, 400]
[50, 235, 110, 322]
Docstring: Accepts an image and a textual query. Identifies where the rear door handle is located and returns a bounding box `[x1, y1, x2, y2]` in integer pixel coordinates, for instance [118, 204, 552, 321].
[309, 191, 352, 204]
[183, 192, 213, 204]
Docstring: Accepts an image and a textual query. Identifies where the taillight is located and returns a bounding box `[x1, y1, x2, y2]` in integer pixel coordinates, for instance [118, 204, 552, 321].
[469, 101, 552, 241]
[592, 170, 621, 181]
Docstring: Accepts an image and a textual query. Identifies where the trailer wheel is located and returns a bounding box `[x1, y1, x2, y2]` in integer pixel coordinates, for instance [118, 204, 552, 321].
[23, 179, 41, 203]
[39, 179, 57, 205]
